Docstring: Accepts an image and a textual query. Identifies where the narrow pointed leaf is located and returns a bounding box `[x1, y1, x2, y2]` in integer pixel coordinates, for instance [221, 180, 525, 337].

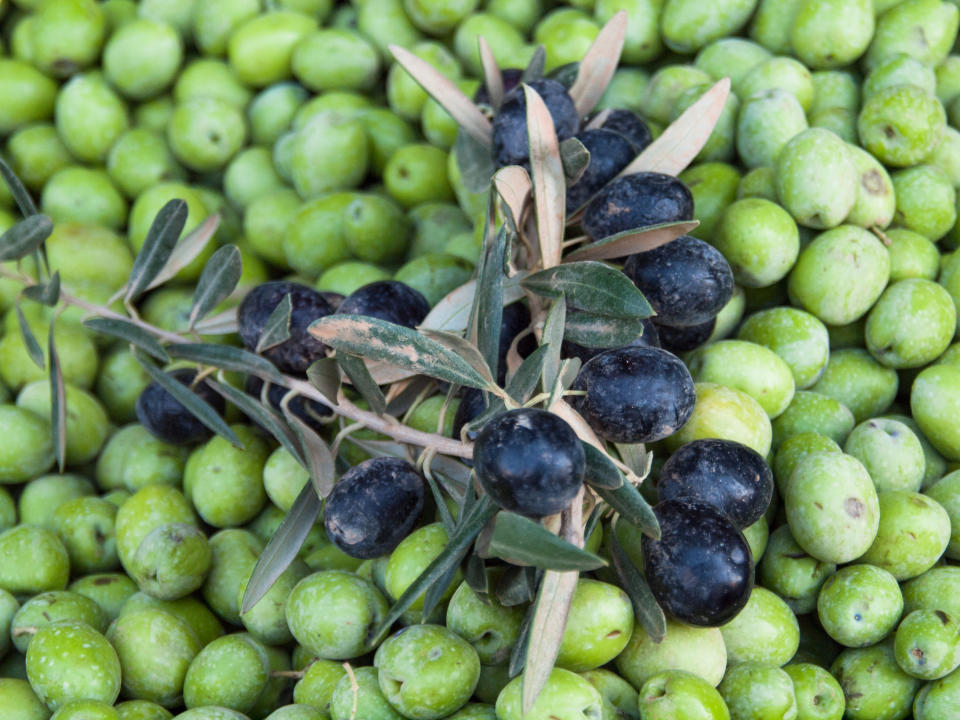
[337, 352, 386, 415]
[0, 215, 53, 262]
[615, 442, 649, 477]
[421, 555, 463, 622]
[48, 322, 66, 473]
[389, 45, 492, 146]
[523, 261, 653, 319]
[505, 343, 550, 403]
[568, 11, 628, 117]
[145, 213, 221, 291]
[126, 200, 188, 301]
[478, 512, 607, 571]
[82, 317, 169, 363]
[541, 295, 566, 393]
[497, 566, 540, 607]
[583, 443, 625, 489]
[422, 276, 525, 333]
[193, 306, 239, 335]
[564, 220, 699, 262]
[208, 378, 305, 466]
[16, 302, 44, 369]
[563, 311, 650, 349]
[167, 343, 284, 384]
[371, 495, 497, 647]
[522, 46, 547, 82]
[471, 221, 506, 379]
[524, 84, 564, 270]
[135, 351, 242, 448]
[549, 357, 581, 408]
[241, 483, 321, 613]
[385, 375, 435, 417]
[550, 398, 606, 452]
[22, 271, 60, 306]
[560, 137, 590, 184]
[256, 293, 292, 353]
[189, 244, 243, 330]
[522, 569, 578, 712]
[509, 603, 534, 677]
[424, 469, 456, 536]
[610, 517, 666, 642]
[477, 36, 503, 110]
[307, 358, 342, 405]
[454, 130, 496, 193]
[493, 166, 531, 232]
[619, 78, 731, 178]
[464, 554, 488, 599]
[282, 400, 336, 498]
[310, 315, 495, 390]
[584, 108, 612, 130]
[421, 330, 496, 385]
[594, 479, 660, 539]
[0, 156, 38, 216]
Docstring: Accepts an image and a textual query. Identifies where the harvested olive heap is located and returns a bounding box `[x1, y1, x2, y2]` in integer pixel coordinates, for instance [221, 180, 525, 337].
[6, 1, 960, 720]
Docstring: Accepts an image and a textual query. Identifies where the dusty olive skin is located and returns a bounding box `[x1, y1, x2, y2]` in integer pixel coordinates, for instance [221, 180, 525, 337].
[582, 172, 695, 240]
[492, 79, 578, 168]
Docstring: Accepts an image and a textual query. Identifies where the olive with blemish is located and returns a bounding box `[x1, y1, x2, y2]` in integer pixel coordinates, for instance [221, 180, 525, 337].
[582, 172, 694, 240]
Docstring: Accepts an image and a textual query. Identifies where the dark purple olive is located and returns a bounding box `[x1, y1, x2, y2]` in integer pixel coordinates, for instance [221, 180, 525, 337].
[336, 280, 430, 329]
[582, 172, 694, 240]
[642, 498, 754, 626]
[492, 79, 579, 168]
[566, 129, 637, 211]
[655, 318, 716, 354]
[136, 369, 226, 446]
[597, 109, 652, 153]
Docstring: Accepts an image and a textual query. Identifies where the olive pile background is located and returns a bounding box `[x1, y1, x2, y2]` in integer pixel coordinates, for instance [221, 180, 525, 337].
[5, 0, 960, 719]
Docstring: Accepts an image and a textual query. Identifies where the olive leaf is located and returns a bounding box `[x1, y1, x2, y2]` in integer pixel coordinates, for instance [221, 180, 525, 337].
[594, 478, 660, 540]
[506, 343, 551, 403]
[337, 352, 386, 415]
[522, 45, 547, 82]
[82, 317, 170, 363]
[126, 200, 187, 302]
[15, 302, 44, 370]
[563, 311, 650, 349]
[281, 394, 336, 498]
[192, 306, 239, 335]
[619, 78, 731, 178]
[422, 276, 525, 333]
[454, 130, 496, 193]
[48, 321, 66, 473]
[0, 155, 39, 217]
[524, 261, 653, 319]
[241, 483, 322, 614]
[540, 294, 566, 394]
[509, 603, 535, 677]
[584, 108, 612, 130]
[477, 36, 504, 110]
[370, 495, 498, 647]
[188, 244, 243, 330]
[560, 137, 590, 184]
[476, 511, 607, 571]
[610, 516, 666, 642]
[22, 271, 60, 307]
[208, 378, 305, 467]
[420, 330, 497, 386]
[310, 314, 496, 390]
[522, 569, 578, 712]
[469, 210, 506, 378]
[493, 165, 531, 232]
[0, 215, 53, 262]
[563, 220, 699, 262]
[389, 45, 492, 147]
[583, 443, 625, 490]
[256, 294, 292, 353]
[568, 11, 628, 118]
[167, 343, 284, 385]
[134, 350, 242, 448]
[145, 213, 221, 292]
[306, 358, 342, 405]
[548, 357, 581, 408]
[424, 467, 456, 537]
[524, 84, 565, 270]
[615, 442, 651, 477]
[385, 375, 436, 417]
[464, 553, 489, 600]
[497, 565, 540, 607]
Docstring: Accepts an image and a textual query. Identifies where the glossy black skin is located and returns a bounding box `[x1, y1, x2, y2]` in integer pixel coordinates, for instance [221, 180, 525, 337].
[566, 129, 637, 211]
[642, 498, 754, 627]
[474, 408, 585, 518]
[597, 109, 652, 154]
[492, 79, 579, 168]
[497, 302, 536, 384]
[582, 172, 694, 240]
[452, 387, 487, 442]
[656, 317, 716, 354]
[336, 280, 430, 330]
[473, 68, 524, 108]
[658, 439, 774, 529]
[571, 346, 696, 444]
[245, 375, 333, 433]
[323, 457, 425, 559]
[623, 236, 734, 327]
[560, 316, 660, 365]
[136, 369, 227, 446]
[238, 281, 334, 374]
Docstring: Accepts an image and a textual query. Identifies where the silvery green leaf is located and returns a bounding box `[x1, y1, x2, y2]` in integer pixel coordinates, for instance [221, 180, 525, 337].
[306, 358, 342, 405]
[540, 294, 566, 393]
[0, 155, 38, 216]
[454, 130, 496, 193]
[421, 329, 496, 386]
[167, 343, 284, 385]
[82, 317, 169, 363]
[126, 199, 188, 301]
[524, 261, 654, 319]
[337, 352, 386, 415]
[497, 566, 540, 607]
[0, 215, 53, 262]
[477, 511, 607, 571]
[134, 351, 242, 448]
[583, 443, 625, 490]
[385, 375, 435, 417]
[16, 302, 44, 370]
[310, 314, 495, 390]
[22, 271, 60, 307]
[594, 479, 660, 540]
[256, 293, 292, 353]
[563, 311, 650, 349]
[146, 212, 221, 292]
[281, 398, 336, 498]
[241, 483, 321, 614]
[560, 137, 590, 184]
[610, 516, 666, 642]
[48, 322, 66, 473]
[505, 344, 551, 404]
[472, 220, 506, 380]
[464, 553, 489, 600]
[189, 244, 243, 330]
[615, 442, 649, 477]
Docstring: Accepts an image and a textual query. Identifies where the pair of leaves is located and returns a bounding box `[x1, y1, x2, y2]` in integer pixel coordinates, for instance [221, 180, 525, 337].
[0, 215, 53, 262]
[477, 511, 607, 572]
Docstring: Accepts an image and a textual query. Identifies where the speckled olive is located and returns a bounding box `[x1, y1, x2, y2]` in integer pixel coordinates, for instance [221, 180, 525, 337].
[582, 173, 694, 240]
